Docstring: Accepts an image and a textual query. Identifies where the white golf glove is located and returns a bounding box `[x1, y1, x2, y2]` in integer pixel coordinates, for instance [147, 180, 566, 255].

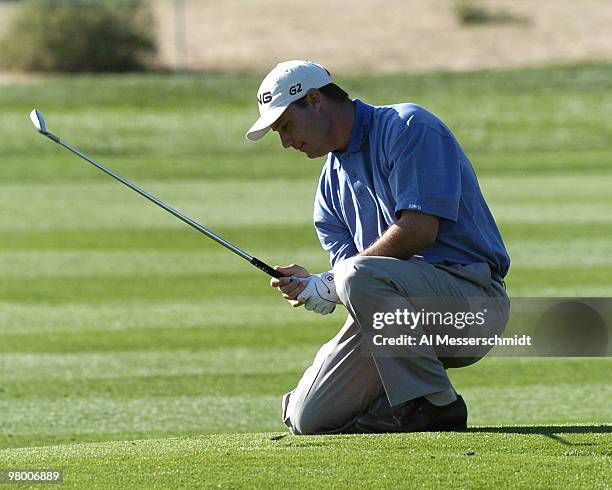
[296, 271, 339, 315]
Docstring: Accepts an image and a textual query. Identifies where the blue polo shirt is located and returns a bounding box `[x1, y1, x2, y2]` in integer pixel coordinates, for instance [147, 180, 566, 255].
[313, 99, 510, 278]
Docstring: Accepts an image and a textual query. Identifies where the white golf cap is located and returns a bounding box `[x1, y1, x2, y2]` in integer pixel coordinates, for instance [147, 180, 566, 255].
[246, 60, 332, 141]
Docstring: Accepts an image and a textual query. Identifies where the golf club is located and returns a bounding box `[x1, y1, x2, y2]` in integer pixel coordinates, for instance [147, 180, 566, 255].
[29, 109, 283, 279]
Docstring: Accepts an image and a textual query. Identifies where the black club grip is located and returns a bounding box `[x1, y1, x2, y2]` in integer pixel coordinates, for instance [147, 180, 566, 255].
[250, 256, 284, 278]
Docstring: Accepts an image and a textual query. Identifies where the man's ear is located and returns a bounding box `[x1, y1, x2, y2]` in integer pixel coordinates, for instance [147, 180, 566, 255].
[306, 89, 322, 111]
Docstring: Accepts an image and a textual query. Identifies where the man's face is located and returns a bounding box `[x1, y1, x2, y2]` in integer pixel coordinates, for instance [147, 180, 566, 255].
[271, 98, 332, 159]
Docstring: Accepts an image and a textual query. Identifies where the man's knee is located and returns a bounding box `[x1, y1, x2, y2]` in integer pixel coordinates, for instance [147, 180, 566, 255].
[284, 383, 359, 435]
[286, 399, 331, 435]
[333, 256, 380, 304]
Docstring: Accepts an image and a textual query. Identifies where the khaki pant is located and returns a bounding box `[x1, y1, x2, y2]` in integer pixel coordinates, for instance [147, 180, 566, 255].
[282, 256, 509, 435]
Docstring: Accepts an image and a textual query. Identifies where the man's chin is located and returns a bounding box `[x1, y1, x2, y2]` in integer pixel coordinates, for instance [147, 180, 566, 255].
[304, 149, 327, 159]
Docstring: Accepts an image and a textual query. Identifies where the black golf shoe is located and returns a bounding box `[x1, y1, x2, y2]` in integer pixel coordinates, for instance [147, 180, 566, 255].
[353, 395, 468, 433]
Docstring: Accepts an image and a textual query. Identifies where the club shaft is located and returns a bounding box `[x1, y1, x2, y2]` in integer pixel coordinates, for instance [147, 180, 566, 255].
[42, 131, 282, 278]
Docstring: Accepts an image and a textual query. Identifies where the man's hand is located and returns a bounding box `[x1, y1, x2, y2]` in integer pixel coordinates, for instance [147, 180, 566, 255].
[297, 272, 339, 315]
[270, 264, 310, 307]
[269, 266, 339, 314]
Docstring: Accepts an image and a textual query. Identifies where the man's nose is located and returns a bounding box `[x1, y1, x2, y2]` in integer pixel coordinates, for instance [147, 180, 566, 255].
[280, 132, 292, 149]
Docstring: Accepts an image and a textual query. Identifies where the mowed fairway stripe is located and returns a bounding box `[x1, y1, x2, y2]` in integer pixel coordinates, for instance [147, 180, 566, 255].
[2, 222, 612, 251]
[3, 266, 612, 301]
[3, 353, 608, 391]
[481, 172, 612, 199]
[0, 249, 330, 278]
[494, 203, 611, 224]
[0, 347, 315, 381]
[0, 373, 298, 402]
[0, 319, 340, 352]
[0, 301, 326, 334]
[0, 180, 316, 232]
[463, 383, 612, 425]
[450, 358, 612, 388]
[0, 395, 283, 437]
[0, 273, 295, 303]
[505, 239, 612, 267]
[503, 266, 612, 295]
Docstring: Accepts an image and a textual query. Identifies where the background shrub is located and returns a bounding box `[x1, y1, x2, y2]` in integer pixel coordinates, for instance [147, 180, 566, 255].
[453, 0, 529, 26]
[0, 0, 156, 72]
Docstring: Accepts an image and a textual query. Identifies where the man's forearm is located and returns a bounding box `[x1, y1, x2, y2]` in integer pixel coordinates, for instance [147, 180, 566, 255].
[359, 223, 423, 260]
[358, 211, 439, 260]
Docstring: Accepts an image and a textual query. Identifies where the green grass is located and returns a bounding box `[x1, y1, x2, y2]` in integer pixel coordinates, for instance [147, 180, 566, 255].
[1, 430, 610, 489]
[1, 63, 611, 488]
[3, 63, 612, 181]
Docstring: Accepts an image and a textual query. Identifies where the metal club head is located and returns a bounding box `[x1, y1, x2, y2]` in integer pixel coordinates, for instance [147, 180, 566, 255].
[30, 109, 48, 134]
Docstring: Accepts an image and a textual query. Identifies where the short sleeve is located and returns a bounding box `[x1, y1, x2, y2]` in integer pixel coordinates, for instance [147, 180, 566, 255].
[388, 122, 461, 222]
[314, 165, 359, 266]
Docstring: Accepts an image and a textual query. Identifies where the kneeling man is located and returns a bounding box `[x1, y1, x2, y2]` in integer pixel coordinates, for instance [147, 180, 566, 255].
[246, 60, 510, 434]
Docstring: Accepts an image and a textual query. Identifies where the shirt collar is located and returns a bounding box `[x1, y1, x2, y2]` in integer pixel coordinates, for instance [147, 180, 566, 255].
[332, 99, 374, 167]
